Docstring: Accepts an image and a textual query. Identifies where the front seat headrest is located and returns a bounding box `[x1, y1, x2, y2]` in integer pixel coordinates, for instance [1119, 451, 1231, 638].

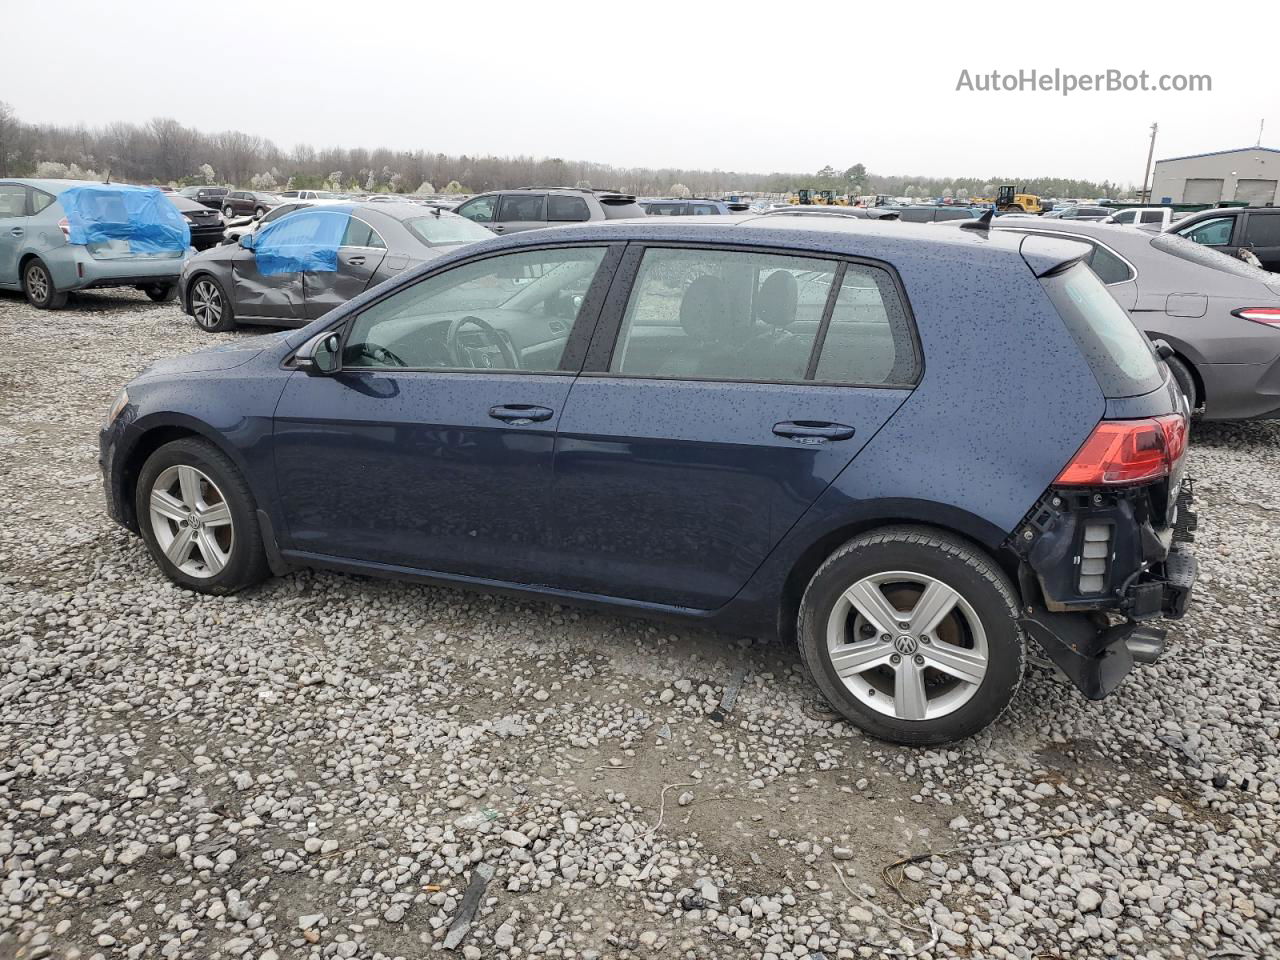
[679, 275, 731, 342]
[755, 270, 798, 327]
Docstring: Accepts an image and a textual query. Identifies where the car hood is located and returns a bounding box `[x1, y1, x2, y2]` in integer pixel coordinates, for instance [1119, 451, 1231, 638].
[133, 331, 291, 381]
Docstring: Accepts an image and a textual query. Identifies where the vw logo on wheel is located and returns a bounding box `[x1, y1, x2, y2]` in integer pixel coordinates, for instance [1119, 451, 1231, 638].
[893, 635, 918, 656]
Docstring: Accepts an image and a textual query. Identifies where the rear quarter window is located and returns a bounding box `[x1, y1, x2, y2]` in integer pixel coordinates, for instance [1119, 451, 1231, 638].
[1041, 263, 1162, 398]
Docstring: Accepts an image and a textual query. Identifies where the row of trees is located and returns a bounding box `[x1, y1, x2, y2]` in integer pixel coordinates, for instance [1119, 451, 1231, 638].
[0, 103, 1130, 199]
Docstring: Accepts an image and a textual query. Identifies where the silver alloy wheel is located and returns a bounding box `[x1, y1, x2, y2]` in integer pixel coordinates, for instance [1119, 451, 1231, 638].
[224, 206, 235, 218]
[825, 570, 989, 721]
[25, 264, 50, 304]
[191, 280, 223, 329]
[148, 464, 234, 578]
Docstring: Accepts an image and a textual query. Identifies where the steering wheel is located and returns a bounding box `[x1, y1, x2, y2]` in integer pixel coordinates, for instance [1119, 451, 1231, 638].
[445, 315, 519, 370]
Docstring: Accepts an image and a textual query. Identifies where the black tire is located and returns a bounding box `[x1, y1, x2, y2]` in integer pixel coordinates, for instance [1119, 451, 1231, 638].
[135, 438, 270, 595]
[223, 205, 235, 218]
[796, 525, 1025, 745]
[253, 206, 266, 218]
[1165, 355, 1199, 414]
[187, 274, 237, 332]
[22, 258, 68, 309]
[145, 283, 178, 303]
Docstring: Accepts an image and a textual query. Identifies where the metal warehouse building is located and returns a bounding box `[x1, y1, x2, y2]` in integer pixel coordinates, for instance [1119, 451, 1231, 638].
[1149, 146, 1279, 206]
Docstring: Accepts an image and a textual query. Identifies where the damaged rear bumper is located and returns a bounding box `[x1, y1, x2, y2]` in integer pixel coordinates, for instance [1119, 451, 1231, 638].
[1012, 480, 1198, 700]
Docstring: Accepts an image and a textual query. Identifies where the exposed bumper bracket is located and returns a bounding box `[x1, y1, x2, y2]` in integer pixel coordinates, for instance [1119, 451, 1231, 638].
[1019, 610, 1167, 700]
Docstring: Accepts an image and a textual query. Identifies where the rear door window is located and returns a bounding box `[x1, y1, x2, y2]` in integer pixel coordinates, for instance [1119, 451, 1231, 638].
[1041, 263, 1162, 398]
[691, 204, 719, 215]
[341, 217, 385, 248]
[497, 194, 546, 223]
[813, 266, 919, 386]
[547, 195, 590, 222]
[1244, 213, 1280, 247]
[1178, 216, 1235, 246]
[644, 202, 686, 216]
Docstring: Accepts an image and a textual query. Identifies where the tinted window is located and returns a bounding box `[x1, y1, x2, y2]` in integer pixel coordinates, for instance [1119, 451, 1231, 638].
[643, 202, 686, 216]
[1244, 213, 1280, 246]
[1086, 244, 1132, 285]
[691, 204, 719, 216]
[1179, 216, 1234, 245]
[259, 203, 304, 225]
[1042, 263, 1162, 398]
[456, 195, 497, 223]
[1111, 211, 1135, 224]
[896, 208, 933, 223]
[813, 266, 919, 386]
[1139, 211, 1164, 225]
[341, 217, 385, 248]
[547, 195, 590, 222]
[0, 185, 27, 218]
[610, 248, 837, 381]
[497, 194, 545, 222]
[343, 247, 607, 372]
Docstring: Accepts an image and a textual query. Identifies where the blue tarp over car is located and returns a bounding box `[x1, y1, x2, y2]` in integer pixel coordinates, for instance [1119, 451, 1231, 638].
[58, 184, 191, 254]
[248, 205, 354, 276]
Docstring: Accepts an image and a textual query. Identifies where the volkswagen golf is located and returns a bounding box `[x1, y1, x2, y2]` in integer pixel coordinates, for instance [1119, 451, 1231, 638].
[99, 215, 1197, 744]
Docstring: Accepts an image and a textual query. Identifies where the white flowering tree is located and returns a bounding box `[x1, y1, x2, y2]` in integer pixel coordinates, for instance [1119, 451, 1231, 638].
[198, 163, 216, 185]
[669, 183, 691, 198]
[414, 181, 436, 195]
[442, 180, 466, 194]
[249, 171, 277, 190]
[36, 161, 69, 178]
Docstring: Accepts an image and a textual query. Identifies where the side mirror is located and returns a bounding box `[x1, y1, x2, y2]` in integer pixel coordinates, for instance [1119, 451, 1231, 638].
[238, 233, 255, 250]
[1151, 338, 1175, 361]
[296, 330, 341, 375]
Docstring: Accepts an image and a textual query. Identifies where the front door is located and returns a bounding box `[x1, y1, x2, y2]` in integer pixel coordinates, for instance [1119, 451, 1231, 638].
[552, 245, 919, 609]
[303, 215, 387, 320]
[273, 243, 619, 583]
[234, 207, 347, 323]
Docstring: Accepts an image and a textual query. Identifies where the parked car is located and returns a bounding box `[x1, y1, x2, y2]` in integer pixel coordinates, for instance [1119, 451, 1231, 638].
[757, 206, 900, 220]
[178, 201, 492, 330]
[453, 187, 645, 234]
[640, 198, 749, 216]
[1169, 207, 1280, 272]
[278, 190, 339, 201]
[1044, 204, 1111, 221]
[169, 194, 225, 251]
[102, 216, 1196, 745]
[178, 185, 230, 210]
[889, 205, 987, 223]
[1103, 207, 1178, 231]
[0, 179, 189, 308]
[947, 217, 1280, 419]
[221, 190, 283, 220]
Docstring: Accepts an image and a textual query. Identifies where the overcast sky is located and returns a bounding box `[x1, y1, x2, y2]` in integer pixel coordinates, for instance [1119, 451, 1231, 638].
[4, 0, 1276, 185]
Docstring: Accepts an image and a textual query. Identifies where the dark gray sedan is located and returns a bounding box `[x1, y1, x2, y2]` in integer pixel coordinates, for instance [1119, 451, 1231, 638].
[963, 218, 1280, 419]
[177, 202, 493, 331]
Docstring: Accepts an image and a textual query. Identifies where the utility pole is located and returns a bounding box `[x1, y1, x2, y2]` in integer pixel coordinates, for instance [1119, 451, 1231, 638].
[1258, 119, 1266, 148]
[1140, 122, 1158, 204]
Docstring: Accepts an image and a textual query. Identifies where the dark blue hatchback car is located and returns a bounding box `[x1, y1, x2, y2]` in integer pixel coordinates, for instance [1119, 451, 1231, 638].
[100, 216, 1197, 744]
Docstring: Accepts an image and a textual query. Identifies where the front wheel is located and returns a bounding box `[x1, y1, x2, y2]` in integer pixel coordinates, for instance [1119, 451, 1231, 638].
[135, 438, 269, 595]
[797, 526, 1025, 745]
[145, 283, 177, 303]
[223, 205, 235, 218]
[188, 275, 236, 332]
[253, 206, 266, 218]
[23, 259, 68, 309]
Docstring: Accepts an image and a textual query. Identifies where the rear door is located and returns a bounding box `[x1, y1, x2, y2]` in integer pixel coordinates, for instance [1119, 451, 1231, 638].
[0, 183, 29, 285]
[1242, 211, 1280, 271]
[491, 193, 546, 235]
[302, 214, 387, 319]
[550, 243, 920, 609]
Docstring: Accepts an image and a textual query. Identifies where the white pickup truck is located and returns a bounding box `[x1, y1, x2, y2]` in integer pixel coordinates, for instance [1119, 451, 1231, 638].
[1103, 207, 1178, 231]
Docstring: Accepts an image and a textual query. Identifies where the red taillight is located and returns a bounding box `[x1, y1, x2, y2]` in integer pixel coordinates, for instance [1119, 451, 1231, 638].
[58, 217, 70, 240]
[1233, 307, 1280, 326]
[1056, 414, 1187, 486]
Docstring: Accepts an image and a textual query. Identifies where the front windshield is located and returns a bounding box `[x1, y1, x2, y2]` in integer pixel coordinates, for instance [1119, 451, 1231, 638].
[404, 215, 494, 247]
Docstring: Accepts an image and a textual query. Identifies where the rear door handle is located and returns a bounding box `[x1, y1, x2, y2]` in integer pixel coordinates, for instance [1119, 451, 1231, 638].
[489, 224, 505, 233]
[773, 421, 856, 443]
[347, 255, 365, 265]
[9, 228, 22, 238]
[489, 404, 553, 424]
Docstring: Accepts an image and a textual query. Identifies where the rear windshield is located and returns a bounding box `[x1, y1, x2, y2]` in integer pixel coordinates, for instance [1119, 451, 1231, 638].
[404, 215, 493, 246]
[1149, 232, 1276, 281]
[1042, 263, 1163, 398]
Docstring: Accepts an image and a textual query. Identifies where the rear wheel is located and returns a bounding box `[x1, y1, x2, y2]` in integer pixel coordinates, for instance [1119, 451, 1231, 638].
[189, 275, 236, 332]
[22, 259, 68, 309]
[135, 438, 269, 594]
[1165, 355, 1199, 414]
[796, 526, 1025, 745]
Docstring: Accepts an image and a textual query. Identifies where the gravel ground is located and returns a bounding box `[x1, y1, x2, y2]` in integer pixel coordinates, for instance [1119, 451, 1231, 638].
[1, 288, 1277, 960]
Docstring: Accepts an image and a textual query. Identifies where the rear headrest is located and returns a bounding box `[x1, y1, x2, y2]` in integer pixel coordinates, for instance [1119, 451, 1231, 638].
[679, 275, 731, 342]
[755, 270, 798, 327]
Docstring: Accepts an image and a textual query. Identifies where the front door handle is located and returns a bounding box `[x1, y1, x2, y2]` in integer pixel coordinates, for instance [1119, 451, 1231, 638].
[489, 224, 505, 233]
[9, 228, 22, 237]
[489, 404, 553, 424]
[773, 421, 856, 443]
